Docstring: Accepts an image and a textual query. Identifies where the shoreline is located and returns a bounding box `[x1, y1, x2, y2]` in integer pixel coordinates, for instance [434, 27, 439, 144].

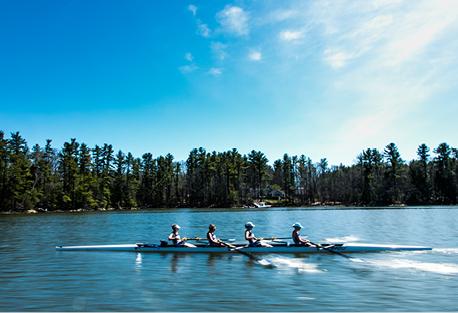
[2, 203, 457, 215]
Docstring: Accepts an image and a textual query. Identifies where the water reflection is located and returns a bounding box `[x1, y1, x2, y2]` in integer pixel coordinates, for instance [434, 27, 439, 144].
[207, 253, 224, 268]
[171, 254, 182, 273]
[135, 253, 142, 271]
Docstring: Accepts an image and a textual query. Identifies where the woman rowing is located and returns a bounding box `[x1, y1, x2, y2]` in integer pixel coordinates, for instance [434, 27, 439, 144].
[291, 222, 312, 246]
[244, 222, 272, 247]
[168, 224, 196, 247]
[206, 224, 225, 247]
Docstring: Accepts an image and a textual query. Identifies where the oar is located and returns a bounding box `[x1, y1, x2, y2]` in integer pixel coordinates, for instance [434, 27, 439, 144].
[184, 237, 235, 241]
[308, 240, 353, 259]
[258, 237, 291, 241]
[181, 237, 204, 241]
[218, 240, 275, 268]
[192, 237, 236, 242]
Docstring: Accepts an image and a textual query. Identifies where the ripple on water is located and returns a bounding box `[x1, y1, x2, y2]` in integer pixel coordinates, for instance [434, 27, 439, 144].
[268, 257, 325, 273]
[365, 258, 458, 275]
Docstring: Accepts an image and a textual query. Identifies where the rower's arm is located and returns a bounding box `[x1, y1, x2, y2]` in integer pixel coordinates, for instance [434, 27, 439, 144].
[300, 237, 311, 244]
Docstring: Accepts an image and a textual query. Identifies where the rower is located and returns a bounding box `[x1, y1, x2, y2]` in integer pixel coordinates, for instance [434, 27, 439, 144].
[168, 224, 196, 247]
[244, 222, 272, 247]
[206, 224, 225, 247]
[291, 222, 312, 246]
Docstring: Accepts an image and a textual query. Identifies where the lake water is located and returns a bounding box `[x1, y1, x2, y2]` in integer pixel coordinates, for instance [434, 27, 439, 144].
[1, 206, 458, 311]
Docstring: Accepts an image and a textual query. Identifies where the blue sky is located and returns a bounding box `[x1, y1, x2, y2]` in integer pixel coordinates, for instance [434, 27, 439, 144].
[1, 0, 457, 165]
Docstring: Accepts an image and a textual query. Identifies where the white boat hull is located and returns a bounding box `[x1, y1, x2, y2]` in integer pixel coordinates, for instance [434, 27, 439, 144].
[55, 243, 432, 253]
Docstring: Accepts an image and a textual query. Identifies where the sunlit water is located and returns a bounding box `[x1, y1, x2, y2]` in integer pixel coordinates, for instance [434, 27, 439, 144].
[1, 206, 457, 311]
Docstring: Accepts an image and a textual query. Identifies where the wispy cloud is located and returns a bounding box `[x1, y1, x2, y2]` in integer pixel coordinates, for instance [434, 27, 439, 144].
[197, 22, 211, 37]
[179, 64, 198, 74]
[188, 3, 211, 38]
[311, 0, 458, 69]
[248, 50, 262, 61]
[211, 42, 228, 60]
[208, 67, 223, 76]
[323, 49, 353, 69]
[188, 4, 197, 16]
[269, 9, 298, 22]
[184, 52, 193, 62]
[217, 5, 249, 36]
[379, 2, 458, 67]
[179, 52, 197, 74]
[279, 30, 303, 42]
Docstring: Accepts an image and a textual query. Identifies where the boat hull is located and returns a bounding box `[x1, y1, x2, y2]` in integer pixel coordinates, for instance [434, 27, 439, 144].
[55, 243, 432, 253]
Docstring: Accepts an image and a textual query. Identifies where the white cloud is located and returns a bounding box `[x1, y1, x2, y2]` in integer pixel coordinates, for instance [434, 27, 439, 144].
[217, 5, 249, 36]
[279, 30, 303, 41]
[380, 2, 458, 67]
[310, 0, 458, 69]
[180, 52, 197, 74]
[179, 64, 198, 74]
[187, 4, 211, 37]
[208, 67, 223, 76]
[184, 52, 193, 62]
[271, 9, 298, 22]
[197, 22, 210, 37]
[188, 4, 197, 16]
[211, 42, 228, 60]
[323, 49, 353, 69]
[248, 50, 262, 61]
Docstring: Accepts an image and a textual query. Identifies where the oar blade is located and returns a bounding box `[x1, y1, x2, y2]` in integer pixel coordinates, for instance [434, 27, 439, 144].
[220, 240, 276, 268]
[257, 258, 276, 268]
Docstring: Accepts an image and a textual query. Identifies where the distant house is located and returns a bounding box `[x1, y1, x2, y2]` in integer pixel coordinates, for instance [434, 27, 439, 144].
[269, 189, 285, 198]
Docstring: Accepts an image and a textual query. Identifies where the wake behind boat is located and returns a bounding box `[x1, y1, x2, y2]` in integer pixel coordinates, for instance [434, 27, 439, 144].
[55, 242, 432, 253]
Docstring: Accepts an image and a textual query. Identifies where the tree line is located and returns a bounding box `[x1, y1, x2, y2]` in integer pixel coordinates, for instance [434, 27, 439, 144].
[0, 130, 457, 212]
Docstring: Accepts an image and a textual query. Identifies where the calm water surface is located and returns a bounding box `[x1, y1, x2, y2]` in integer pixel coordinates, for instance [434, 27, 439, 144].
[1, 206, 458, 311]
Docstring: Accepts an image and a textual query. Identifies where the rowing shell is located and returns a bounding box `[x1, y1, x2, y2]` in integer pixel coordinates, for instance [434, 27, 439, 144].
[55, 242, 432, 253]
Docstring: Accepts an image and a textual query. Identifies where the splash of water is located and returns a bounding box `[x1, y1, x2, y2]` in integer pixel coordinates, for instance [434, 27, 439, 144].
[405, 248, 458, 255]
[323, 235, 360, 243]
[349, 257, 365, 263]
[257, 259, 275, 268]
[366, 259, 458, 275]
[268, 257, 324, 273]
[433, 248, 458, 255]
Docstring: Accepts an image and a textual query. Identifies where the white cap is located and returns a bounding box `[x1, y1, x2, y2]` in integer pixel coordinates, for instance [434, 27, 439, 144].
[245, 222, 255, 228]
[292, 222, 303, 229]
[171, 224, 180, 229]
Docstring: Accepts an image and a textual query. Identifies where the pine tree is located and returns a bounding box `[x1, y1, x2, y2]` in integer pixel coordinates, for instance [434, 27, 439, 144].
[383, 143, 404, 204]
[433, 143, 456, 203]
[7, 132, 33, 210]
[124, 152, 139, 208]
[59, 139, 79, 210]
[408, 144, 431, 203]
[247, 150, 269, 199]
[0, 132, 9, 210]
[359, 148, 383, 205]
[74, 143, 97, 209]
[112, 150, 125, 209]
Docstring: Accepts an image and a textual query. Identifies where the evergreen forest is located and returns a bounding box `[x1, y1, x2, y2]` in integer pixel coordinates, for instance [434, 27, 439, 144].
[0, 130, 457, 212]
